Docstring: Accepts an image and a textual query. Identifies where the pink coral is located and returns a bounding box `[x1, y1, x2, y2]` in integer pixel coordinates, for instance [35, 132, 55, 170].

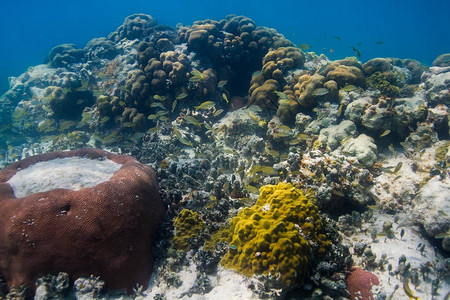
[346, 267, 379, 300]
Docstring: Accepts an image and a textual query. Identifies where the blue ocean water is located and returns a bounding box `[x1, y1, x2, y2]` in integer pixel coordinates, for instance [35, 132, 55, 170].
[0, 0, 449, 96]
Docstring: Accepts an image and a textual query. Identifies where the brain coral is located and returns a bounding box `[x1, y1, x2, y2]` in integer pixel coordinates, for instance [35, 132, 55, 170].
[0, 149, 165, 293]
[207, 182, 330, 286]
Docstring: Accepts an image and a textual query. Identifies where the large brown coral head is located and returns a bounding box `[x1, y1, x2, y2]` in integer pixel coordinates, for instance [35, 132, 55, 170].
[0, 149, 165, 294]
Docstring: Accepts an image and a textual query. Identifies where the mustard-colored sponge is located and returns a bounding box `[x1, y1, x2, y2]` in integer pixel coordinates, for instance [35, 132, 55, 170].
[206, 182, 330, 285]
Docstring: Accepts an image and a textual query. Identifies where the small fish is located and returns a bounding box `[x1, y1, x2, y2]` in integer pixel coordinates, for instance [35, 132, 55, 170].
[150, 102, 166, 109]
[222, 93, 229, 103]
[172, 99, 177, 112]
[76, 99, 85, 105]
[184, 116, 202, 127]
[99, 116, 110, 124]
[298, 43, 311, 50]
[146, 127, 161, 134]
[402, 281, 419, 300]
[276, 125, 291, 137]
[227, 243, 238, 250]
[380, 130, 391, 137]
[329, 48, 335, 53]
[153, 95, 166, 101]
[189, 76, 203, 82]
[332, 35, 341, 40]
[189, 70, 204, 82]
[217, 80, 228, 88]
[434, 230, 450, 239]
[289, 133, 310, 145]
[341, 84, 356, 92]
[350, 46, 361, 57]
[393, 162, 403, 173]
[159, 116, 169, 121]
[357, 42, 363, 46]
[367, 205, 379, 211]
[311, 88, 329, 97]
[119, 101, 126, 107]
[204, 122, 212, 130]
[376, 41, 385, 45]
[12, 108, 27, 121]
[251, 70, 262, 77]
[178, 136, 193, 147]
[156, 110, 169, 116]
[123, 122, 135, 128]
[213, 109, 224, 117]
[337, 103, 344, 117]
[244, 183, 259, 194]
[274, 91, 289, 100]
[195, 101, 216, 110]
[388, 144, 397, 156]
[176, 92, 188, 100]
[148, 114, 158, 120]
[190, 69, 203, 77]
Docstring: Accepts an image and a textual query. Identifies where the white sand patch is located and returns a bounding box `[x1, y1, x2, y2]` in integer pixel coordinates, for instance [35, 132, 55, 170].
[7, 157, 121, 198]
[146, 263, 258, 300]
[344, 212, 450, 300]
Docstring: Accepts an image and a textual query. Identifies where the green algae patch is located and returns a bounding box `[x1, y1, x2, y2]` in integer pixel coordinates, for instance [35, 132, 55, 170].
[367, 71, 400, 97]
[204, 182, 331, 286]
[173, 209, 206, 251]
[435, 141, 450, 168]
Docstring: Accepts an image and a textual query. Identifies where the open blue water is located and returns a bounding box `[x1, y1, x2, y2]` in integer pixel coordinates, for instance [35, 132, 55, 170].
[0, 0, 449, 95]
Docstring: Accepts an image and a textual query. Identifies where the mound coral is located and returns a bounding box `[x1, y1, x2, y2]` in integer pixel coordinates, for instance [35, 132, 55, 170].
[346, 267, 379, 300]
[206, 182, 330, 286]
[173, 209, 206, 251]
[0, 149, 165, 293]
[322, 59, 366, 88]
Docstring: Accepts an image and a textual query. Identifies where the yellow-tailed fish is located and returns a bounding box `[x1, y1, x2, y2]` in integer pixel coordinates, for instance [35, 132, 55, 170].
[222, 93, 229, 103]
[154, 95, 166, 101]
[178, 137, 193, 147]
[274, 91, 289, 100]
[157, 110, 169, 116]
[217, 80, 228, 88]
[380, 130, 391, 137]
[337, 103, 344, 117]
[184, 116, 202, 127]
[148, 114, 158, 120]
[172, 99, 177, 112]
[402, 281, 419, 300]
[394, 162, 403, 173]
[213, 109, 224, 117]
[341, 85, 356, 92]
[195, 101, 215, 110]
[298, 43, 311, 50]
[99, 116, 110, 124]
[159, 116, 169, 121]
[176, 92, 188, 100]
[151, 102, 166, 109]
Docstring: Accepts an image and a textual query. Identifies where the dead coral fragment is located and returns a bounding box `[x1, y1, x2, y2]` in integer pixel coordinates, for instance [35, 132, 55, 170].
[206, 182, 330, 286]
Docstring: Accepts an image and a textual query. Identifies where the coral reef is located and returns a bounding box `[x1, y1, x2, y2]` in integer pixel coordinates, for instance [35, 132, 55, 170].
[0, 11, 449, 300]
[0, 149, 165, 293]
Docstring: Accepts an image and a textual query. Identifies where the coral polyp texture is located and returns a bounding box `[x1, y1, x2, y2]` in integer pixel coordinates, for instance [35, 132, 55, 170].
[206, 182, 330, 286]
[0, 148, 165, 293]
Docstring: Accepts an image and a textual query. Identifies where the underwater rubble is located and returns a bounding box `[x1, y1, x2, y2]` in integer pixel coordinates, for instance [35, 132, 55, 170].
[0, 12, 449, 300]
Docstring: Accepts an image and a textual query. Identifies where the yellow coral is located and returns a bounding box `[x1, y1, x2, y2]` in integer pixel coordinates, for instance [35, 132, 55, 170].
[173, 209, 206, 251]
[206, 182, 330, 286]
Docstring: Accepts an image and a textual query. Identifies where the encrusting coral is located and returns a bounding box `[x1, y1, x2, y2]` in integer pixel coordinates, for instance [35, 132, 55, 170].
[205, 182, 330, 286]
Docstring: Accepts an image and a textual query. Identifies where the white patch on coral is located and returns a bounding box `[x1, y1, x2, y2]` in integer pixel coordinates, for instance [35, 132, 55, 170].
[7, 157, 121, 198]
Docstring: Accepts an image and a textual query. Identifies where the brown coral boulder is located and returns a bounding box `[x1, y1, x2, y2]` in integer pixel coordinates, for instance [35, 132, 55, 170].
[0, 149, 165, 293]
